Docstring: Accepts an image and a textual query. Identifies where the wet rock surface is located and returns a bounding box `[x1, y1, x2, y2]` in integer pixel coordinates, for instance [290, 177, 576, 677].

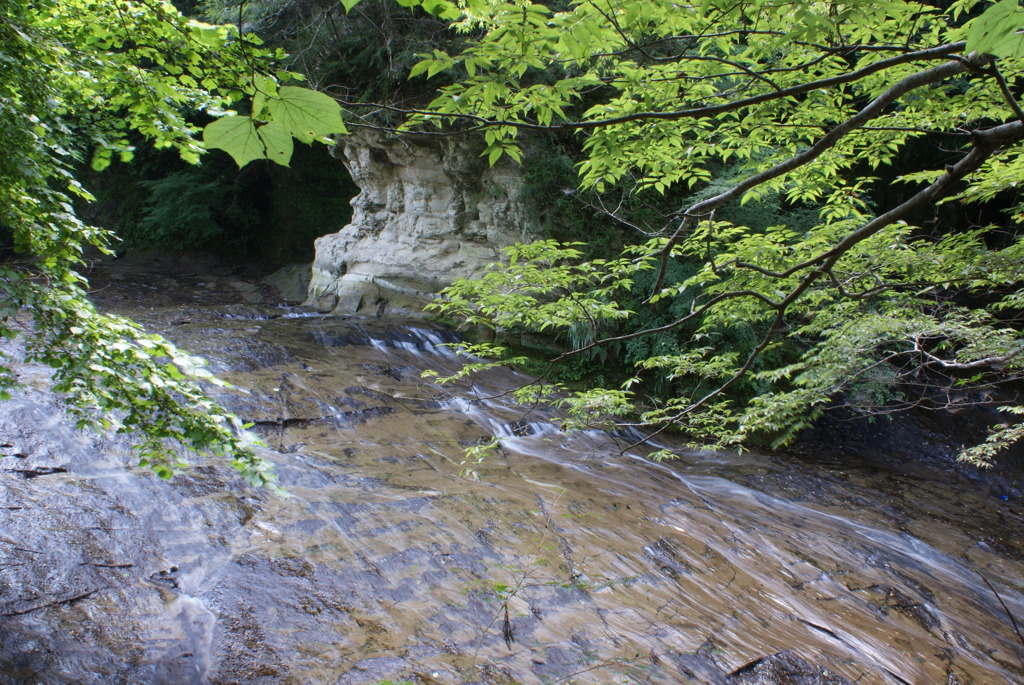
[726, 651, 852, 684]
[0, 255, 1022, 684]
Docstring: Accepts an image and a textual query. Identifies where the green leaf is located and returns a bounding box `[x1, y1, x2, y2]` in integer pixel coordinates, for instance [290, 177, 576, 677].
[203, 116, 293, 167]
[190, 23, 227, 48]
[266, 86, 347, 143]
[254, 122, 294, 167]
[90, 147, 112, 172]
[409, 60, 430, 79]
[250, 74, 277, 117]
[203, 116, 264, 167]
[966, 0, 1024, 58]
[421, 0, 460, 19]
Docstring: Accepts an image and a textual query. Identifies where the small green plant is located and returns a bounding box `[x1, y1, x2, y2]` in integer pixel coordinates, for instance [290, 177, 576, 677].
[459, 437, 502, 480]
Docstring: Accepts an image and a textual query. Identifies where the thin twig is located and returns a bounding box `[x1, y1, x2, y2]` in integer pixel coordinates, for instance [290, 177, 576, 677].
[990, 63, 1024, 126]
[978, 571, 1024, 658]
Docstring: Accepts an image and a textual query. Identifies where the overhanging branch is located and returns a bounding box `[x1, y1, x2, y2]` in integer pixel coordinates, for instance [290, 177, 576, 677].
[646, 52, 988, 298]
[347, 42, 968, 133]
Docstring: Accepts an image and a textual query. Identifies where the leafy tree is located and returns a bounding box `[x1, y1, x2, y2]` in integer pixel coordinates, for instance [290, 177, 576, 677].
[381, 0, 1024, 464]
[0, 0, 349, 485]
[9, 0, 1024, 481]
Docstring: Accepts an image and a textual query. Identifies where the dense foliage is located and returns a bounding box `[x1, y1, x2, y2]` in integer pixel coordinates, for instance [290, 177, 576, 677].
[393, 0, 1024, 464]
[0, 0, 349, 485]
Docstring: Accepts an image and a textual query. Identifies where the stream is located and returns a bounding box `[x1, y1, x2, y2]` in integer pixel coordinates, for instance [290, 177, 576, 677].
[1, 255, 1022, 684]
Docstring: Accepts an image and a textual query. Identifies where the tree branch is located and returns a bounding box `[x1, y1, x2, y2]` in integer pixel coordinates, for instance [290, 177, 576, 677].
[915, 337, 1024, 372]
[585, 0, 783, 91]
[549, 288, 783, 364]
[645, 52, 985, 299]
[350, 42, 967, 134]
[989, 63, 1024, 126]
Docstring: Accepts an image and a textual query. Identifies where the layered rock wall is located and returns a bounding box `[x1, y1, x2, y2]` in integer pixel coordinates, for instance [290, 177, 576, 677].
[307, 132, 534, 316]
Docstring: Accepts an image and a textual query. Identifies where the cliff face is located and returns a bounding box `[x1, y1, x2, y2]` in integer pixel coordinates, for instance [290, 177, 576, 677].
[307, 132, 534, 316]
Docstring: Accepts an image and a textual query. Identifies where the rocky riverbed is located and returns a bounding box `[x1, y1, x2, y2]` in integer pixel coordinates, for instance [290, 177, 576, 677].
[0, 255, 1021, 684]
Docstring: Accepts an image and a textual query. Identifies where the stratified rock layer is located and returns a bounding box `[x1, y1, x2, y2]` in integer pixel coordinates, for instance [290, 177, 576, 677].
[308, 132, 534, 316]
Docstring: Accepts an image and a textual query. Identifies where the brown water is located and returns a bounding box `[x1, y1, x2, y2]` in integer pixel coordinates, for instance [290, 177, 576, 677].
[0, 256, 1022, 684]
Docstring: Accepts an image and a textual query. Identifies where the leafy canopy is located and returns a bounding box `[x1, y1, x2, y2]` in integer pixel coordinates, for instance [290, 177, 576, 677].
[373, 0, 1024, 464]
[0, 0, 349, 485]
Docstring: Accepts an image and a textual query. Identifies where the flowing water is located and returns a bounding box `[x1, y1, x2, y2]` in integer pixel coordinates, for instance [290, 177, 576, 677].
[0, 256, 1022, 684]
